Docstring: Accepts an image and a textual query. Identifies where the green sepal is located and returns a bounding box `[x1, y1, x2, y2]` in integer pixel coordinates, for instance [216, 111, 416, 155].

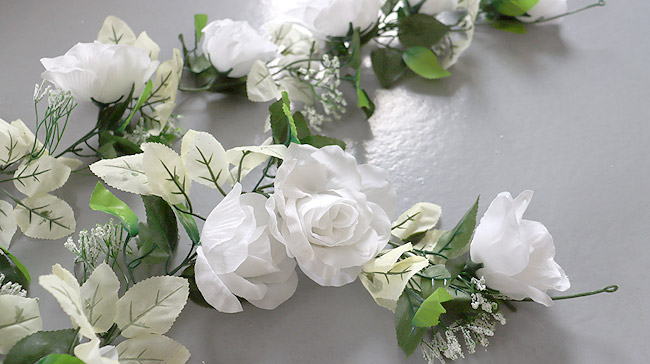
[382, 0, 400, 15]
[194, 14, 208, 43]
[349, 28, 362, 70]
[398, 14, 450, 48]
[492, 0, 540, 16]
[433, 197, 479, 259]
[354, 71, 375, 119]
[95, 86, 134, 132]
[174, 204, 200, 244]
[402, 46, 451, 80]
[300, 135, 346, 150]
[119, 80, 153, 132]
[371, 48, 407, 88]
[412, 287, 453, 327]
[97, 131, 142, 159]
[394, 293, 426, 357]
[89, 182, 139, 236]
[135, 195, 179, 264]
[35, 354, 85, 364]
[4, 329, 79, 364]
[0, 248, 30, 289]
[181, 265, 213, 309]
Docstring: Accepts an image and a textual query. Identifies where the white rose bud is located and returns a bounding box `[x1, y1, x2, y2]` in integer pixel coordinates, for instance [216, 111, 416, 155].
[517, 0, 568, 24]
[267, 144, 397, 286]
[406, 0, 458, 15]
[41, 42, 158, 104]
[201, 19, 278, 78]
[284, 0, 383, 38]
[195, 184, 298, 313]
[469, 191, 570, 306]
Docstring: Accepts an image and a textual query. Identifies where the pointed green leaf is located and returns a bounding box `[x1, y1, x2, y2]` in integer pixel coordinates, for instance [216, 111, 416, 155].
[4, 329, 78, 364]
[300, 135, 346, 150]
[174, 204, 200, 244]
[89, 182, 139, 236]
[371, 48, 406, 88]
[349, 28, 362, 70]
[493, 0, 540, 16]
[394, 293, 426, 357]
[1, 247, 30, 284]
[35, 354, 85, 364]
[136, 195, 179, 264]
[120, 80, 153, 132]
[398, 14, 450, 48]
[412, 287, 453, 327]
[194, 14, 208, 42]
[293, 112, 311, 139]
[434, 197, 479, 259]
[403, 46, 450, 80]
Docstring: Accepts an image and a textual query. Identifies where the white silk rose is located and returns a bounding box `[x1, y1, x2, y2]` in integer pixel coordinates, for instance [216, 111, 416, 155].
[284, 0, 382, 37]
[406, 0, 458, 15]
[267, 144, 397, 286]
[469, 191, 570, 307]
[201, 19, 278, 78]
[517, 0, 568, 24]
[195, 184, 298, 313]
[41, 42, 159, 104]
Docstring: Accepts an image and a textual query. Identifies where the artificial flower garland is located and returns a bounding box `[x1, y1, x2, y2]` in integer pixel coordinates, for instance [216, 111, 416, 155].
[0, 1, 616, 363]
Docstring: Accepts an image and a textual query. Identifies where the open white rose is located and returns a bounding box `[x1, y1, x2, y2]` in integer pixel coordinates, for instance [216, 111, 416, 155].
[195, 184, 298, 313]
[406, 0, 458, 15]
[469, 191, 570, 306]
[284, 0, 382, 37]
[41, 42, 159, 104]
[201, 19, 278, 78]
[517, 0, 568, 24]
[267, 144, 396, 286]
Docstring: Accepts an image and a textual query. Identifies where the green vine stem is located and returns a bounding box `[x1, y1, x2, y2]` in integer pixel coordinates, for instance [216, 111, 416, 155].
[520, 284, 619, 302]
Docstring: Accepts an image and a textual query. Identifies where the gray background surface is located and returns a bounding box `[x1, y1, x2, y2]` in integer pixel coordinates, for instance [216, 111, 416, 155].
[1, 0, 648, 363]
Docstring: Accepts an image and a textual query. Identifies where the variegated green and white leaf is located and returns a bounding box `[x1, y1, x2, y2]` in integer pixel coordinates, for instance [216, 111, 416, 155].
[0, 295, 42, 354]
[115, 276, 189, 338]
[11, 119, 43, 153]
[58, 156, 83, 170]
[97, 16, 136, 45]
[150, 49, 182, 103]
[116, 334, 190, 364]
[13, 155, 71, 197]
[180, 130, 228, 188]
[247, 60, 281, 102]
[14, 194, 76, 240]
[89, 154, 152, 196]
[75, 338, 119, 364]
[0, 118, 30, 166]
[278, 77, 315, 105]
[134, 31, 160, 60]
[142, 143, 189, 205]
[441, 0, 480, 69]
[392, 202, 442, 241]
[225, 143, 288, 184]
[0, 200, 17, 249]
[39, 264, 95, 339]
[80, 263, 120, 333]
[146, 103, 175, 136]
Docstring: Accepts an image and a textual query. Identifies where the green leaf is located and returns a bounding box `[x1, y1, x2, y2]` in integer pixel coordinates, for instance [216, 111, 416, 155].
[136, 195, 178, 264]
[1, 247, 30, 284]
[445, 256, 467, 286]
[194, 14, 208, 43]
[269, 92, 300, 145]
[293, 111, 311, 139]
[371, 48, 407, 88]
[300, 135, 346, 150]
[493, 0, 539, 16]
[4, 329, 78, 364]
[174, 204, 200, 244]
[398, 14, 450, 48]
[89, 182, 139, 236]
[394, 293, 426, 357]
[120, 80, 153, 132]
[434, 197, 479, 259]
[402, 46, 450, 80]
[354, 71, 375, 119]
[35, 354, 85, 364]
[412, 287, 453, 327]
[382, 0, 400, 15]
[490, 18, 527, 34]
[181, 265, 213, 309]
[349, 28, 362, 70]
[189, 54, 213, 74]
[0, 250, 29, 289]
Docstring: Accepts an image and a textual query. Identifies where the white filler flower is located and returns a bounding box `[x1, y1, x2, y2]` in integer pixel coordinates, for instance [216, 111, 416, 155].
[196, 184, 298, 313]
[201, 19, 277, 78]
[41, 42, 158, 104]
[469, 191, 570, 306]
[267, 144, 397, 286]
[284, 0, 383, 37]
[517, 0, 568, 24]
